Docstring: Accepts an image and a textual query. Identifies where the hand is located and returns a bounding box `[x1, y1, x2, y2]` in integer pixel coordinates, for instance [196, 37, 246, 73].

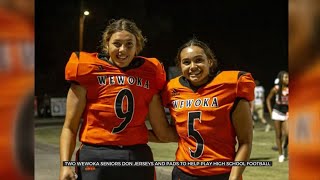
[60, 166, 78, 180]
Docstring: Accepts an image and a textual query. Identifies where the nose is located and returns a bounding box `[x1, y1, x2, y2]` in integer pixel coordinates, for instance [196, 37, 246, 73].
[190, 62, 197, 70]
[119, 44, 125, 52]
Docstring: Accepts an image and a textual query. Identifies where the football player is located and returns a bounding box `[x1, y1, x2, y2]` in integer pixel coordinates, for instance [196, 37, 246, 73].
[162, 39, 254, 180]
[59, 18, 178, 180]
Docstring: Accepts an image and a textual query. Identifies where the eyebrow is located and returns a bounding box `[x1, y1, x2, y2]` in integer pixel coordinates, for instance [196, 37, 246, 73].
[192, 55, 204, 59]
[113, 39, 134, 42]
[181, 55, 204, 61]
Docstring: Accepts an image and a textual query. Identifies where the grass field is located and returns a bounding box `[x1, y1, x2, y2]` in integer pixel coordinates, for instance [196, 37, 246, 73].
[35, 121, 288, 180]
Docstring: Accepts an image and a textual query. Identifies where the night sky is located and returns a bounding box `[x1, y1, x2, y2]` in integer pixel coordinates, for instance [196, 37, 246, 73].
[35, 0, 287, 97]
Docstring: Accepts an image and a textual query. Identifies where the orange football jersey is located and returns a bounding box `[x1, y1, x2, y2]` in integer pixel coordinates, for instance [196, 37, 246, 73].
[65, 52, 166, 146]
[0, 7, 34, 180]
[289, 60, 320, 180]
[162, 71, 255, 176]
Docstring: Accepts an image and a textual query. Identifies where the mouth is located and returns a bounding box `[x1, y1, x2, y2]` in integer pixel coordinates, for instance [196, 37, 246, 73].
[116, 55, 129, 61]
[189, 71, 201, 78]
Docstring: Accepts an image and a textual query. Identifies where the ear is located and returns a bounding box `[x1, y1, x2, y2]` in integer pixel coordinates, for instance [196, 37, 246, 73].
[135, 45, 141, 56]
[104, 39, 109, 50]
[208, 59, 214, 67]
[103, 43, 109, 54]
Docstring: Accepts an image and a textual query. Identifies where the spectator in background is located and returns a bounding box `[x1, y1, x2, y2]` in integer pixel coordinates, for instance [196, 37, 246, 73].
[161, 39, 254, 180]
[38, 94, 52, 117]
[289, 0, 320, 179]
[251, 80, 271, 132]
[266, 71, 289, 163]
[0, 0, 34, 179]
[271, 76, 281, 151]
[43, 93, 51, 117]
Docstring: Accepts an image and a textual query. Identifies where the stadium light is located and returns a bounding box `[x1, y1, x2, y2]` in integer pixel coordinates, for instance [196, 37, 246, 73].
[79, 10, 90, 51]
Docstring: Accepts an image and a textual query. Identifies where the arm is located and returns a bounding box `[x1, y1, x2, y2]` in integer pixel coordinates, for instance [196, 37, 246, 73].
[148, 130, 162, 142]
[59, 84, 86, 180]
[148, 94, 178, 142]
[229, 99, 253, 180]
[250, 100, 254, 113]
[266, 87, 276, 116]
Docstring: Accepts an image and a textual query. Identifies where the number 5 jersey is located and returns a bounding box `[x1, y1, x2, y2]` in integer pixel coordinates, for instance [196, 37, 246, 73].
[65, 52, 166, 146]
[162, 71, 255, 176]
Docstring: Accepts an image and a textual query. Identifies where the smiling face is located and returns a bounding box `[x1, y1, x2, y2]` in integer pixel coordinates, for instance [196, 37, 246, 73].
[107, 30, 137, 68]
[180, 46, 213, 86]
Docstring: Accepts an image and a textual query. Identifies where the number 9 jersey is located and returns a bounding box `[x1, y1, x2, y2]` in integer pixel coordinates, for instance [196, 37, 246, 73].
[65, 52, 166, 146]
[162, 71, 255, 176]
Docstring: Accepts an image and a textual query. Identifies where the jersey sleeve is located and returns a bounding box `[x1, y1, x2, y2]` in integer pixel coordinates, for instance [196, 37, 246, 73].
[65, 52, 94, 85]
[147, 58, 166, 92]
[65, 52, 79, 83]
[236, 72, 255, 101]
[155, 61, 166, 92]
[161, 82, 170, 107]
